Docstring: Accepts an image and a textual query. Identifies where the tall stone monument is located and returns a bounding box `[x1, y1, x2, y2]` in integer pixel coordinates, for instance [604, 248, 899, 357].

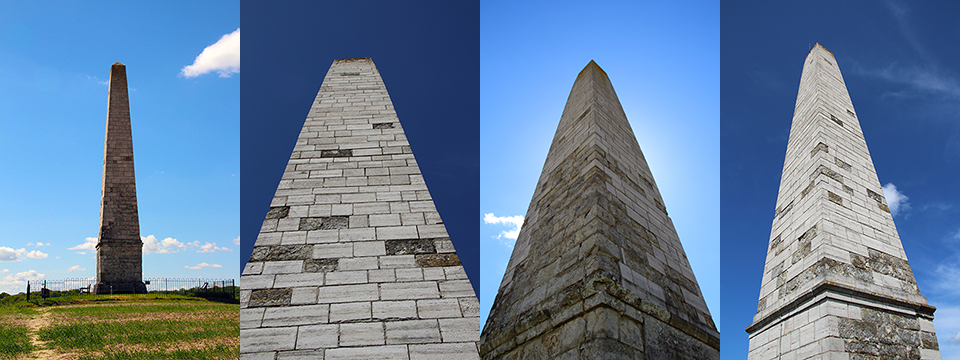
[480, 61, 719, 359]
[93, 62, 147, 295]
[240, 58, 482, 359]
[746, 44, 940, 359]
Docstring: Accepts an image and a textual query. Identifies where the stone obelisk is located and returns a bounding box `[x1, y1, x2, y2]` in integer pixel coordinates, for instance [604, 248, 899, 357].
[480, 61, 719, 359]
[93, 62, 147, 295]
[746, 44, 940, 359]
[240, 58, 481, 359]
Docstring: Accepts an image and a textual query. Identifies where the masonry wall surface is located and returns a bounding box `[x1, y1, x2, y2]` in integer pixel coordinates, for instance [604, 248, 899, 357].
[480, 61, 718, 360]
[94, 62, 146, 295]
[747, 44, 939, 360]
[240, 58, 481, 359]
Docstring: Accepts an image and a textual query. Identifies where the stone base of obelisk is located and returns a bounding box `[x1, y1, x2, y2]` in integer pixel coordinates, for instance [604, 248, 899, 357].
[92, 281, 147, 295]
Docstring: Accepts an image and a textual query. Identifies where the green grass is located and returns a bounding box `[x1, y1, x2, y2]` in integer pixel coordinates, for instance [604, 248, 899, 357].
[39, 303, 238, 353]
[0, 325, 34, 359]
[77, 344, 237, 360]
[0, 305, 37, 359]
[0, 295, 239, 358]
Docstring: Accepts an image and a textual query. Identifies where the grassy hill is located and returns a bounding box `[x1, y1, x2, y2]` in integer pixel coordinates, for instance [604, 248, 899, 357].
[0, 293, 238, 359]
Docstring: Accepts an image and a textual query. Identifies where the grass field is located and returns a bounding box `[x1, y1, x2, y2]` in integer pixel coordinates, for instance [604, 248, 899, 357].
[0, 306, 36, 358]
[0, 294, 238, 359]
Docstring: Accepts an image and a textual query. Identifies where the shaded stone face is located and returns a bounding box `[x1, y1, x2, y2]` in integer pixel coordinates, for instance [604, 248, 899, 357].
[94, 62, 145, 295]
[479, 61, 717, 359]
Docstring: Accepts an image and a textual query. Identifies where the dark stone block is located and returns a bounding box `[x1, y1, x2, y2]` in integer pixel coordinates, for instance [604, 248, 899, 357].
[249, 288, 292, 307]
[828, 191, 843, 205]
[373, 122, 394, 129]
[265, 206, 289, 219]
[385, 239, 436, 255]
[320, 149, 353, 158]
[249, 245, 312, 262]
[299, 216, 349, 231]
[416, 254, 461, 267]
[304, 258, 338, 273]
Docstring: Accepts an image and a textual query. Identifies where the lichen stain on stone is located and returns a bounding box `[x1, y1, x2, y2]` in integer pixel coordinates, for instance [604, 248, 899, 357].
[828, 191, 843, 205]
[265, 206, 290, 219]
[416, 253, 460, 267]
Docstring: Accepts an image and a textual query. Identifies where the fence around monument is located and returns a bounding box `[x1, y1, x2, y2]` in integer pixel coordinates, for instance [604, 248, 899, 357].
[24, 278, 235, 300]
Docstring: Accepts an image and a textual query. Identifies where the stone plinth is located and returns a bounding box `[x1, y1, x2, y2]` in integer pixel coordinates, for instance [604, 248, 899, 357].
[94, 62, 146, 295]
[746, 44, 940, 360]
[479, 61, 718, 359]
[240, 58, 481, 359]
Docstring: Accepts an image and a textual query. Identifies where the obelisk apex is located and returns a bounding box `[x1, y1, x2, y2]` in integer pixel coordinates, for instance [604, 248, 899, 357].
[480, 61, 718, 359]
[746, 44, 940, 359]
[93, 62, 146, 294]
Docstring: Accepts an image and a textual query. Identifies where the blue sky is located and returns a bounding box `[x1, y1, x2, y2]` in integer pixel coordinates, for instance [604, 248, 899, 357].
[0, 2, 240, 294]
[238, 1, 480, 293]
[480, 0, 720, 330]
[722, 1, 960, 358]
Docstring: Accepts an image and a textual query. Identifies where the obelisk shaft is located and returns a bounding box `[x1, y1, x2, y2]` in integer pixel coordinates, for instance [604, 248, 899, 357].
[239, 58, 481, 358]
[94, 62, 146, 294]
[747, 44, 939, 360]
[480, 61, 718, 359]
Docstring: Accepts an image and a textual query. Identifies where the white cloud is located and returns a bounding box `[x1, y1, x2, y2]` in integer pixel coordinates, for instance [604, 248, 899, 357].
[69, 237, 98, 253]
[0, 247, 21, 261]
[142, 235, 185, 254]
[233, 236, 240, 245]
[1, 270, 45, 292]
[483, 213, 524, 247]
[882, 183, 911, 217]
[180, 28, 240, 78]
[25, 250, 48, 259]
[2, 269, 8, 273]
[184, 262, 222, 270]
[27, 242, 47, 247]
[67, 265, 85, 272]
[195, 242, 232, 253]
[0, 247, 47, 261]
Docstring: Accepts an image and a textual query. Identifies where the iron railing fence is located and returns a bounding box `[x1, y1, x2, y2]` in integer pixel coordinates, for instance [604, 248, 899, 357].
[25, 278, 235, 300]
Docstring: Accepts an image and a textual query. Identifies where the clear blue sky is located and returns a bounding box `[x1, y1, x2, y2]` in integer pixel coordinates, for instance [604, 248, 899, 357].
[239, 1, 480, 293]
[722, 1, 960, 358]
[480, 0, 720, 330]
[0, 2, 240, 293]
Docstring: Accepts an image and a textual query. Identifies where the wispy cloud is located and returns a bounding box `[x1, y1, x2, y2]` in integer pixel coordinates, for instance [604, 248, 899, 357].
[882, 183, 911, 217]
[185, 262, 222, 270]
[851, 1, 960, 100]
[142, 235, 185, 254]
[67, 265, 85, 272]
[0, 247, 48, 261]
[483, 213, 524, 247]
[187, 241, 232, 253]
[233, 236, 240, 246]
[180, 28, 240, 78]
[86, 75, 108, 86]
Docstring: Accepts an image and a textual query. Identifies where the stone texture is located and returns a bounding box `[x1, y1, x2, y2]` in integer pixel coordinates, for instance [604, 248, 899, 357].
[93, 62, 146, 295]
[747, 44, 940, 360]
[479, 61, 718, 359]
[240, 58, 480, 358]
